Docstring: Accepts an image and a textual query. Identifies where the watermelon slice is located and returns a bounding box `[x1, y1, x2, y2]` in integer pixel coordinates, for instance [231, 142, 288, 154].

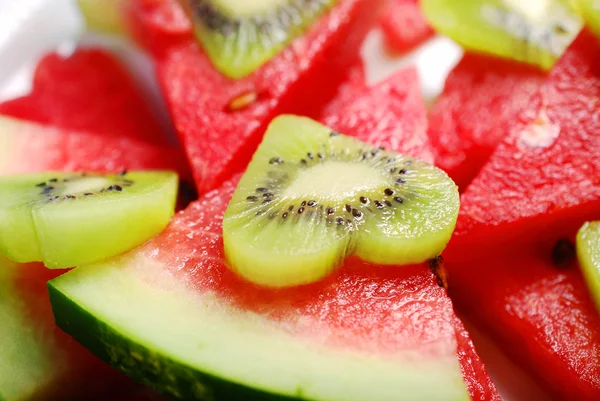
[48, 175, 499, 400]
[320, 67, 434, 164]
[129, 0, 381, 194]
[448, 248, 600, 400]
[380, 0, 435, 53]
[0, 256, 134, 400]
[428, 53, 545, 189]
[449, 28, 600, 258]
[0, 49, 169, 145]
[0, 115, 187, 178]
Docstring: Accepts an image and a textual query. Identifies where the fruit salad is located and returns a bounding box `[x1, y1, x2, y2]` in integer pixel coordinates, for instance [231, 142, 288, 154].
[0, 0, 599, 400]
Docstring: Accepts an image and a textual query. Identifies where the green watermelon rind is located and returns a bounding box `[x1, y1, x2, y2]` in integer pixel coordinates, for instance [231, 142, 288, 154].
[48, 255, 471, 401]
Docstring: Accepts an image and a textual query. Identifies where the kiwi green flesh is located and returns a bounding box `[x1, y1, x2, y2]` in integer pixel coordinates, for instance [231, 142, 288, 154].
[77, 0, 127, 35]
[0, 171, 178, 268]
[223, 115, 460, 288]
[179, 0, 339, 79]
[579, 0, 600, 39]
[577, 221, 600, 311]
[421, 0, 582, 70]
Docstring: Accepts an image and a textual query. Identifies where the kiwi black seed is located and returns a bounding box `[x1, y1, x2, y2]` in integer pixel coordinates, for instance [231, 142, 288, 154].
[181, 0, 340, 79]
[35, 172, 137, 203]
[223, 116, 460, 288]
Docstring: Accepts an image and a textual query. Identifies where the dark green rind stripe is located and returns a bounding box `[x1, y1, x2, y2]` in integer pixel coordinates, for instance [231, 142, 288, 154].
[48, 282, 307, 401]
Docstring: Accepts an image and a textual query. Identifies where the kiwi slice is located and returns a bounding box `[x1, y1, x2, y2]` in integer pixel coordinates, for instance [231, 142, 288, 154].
[223, 115, 459, 288]
[0, 171, 177, 268]
[577, 221, 600, 311]
[178, 0, 339, 79]
[421, 0, 582, 70]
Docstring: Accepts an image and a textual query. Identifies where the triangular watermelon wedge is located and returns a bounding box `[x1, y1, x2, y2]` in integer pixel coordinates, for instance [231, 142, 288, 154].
[428, 53, 546, 189]
[448, 248, 600, 400]
[0, 49, 170, 145]
[130, 0, 381, 194]
[0, 115, 188, 178]
[47, 63, 500, 400]
[320, 67, 434, 164]
[49, 173, 499, 400]
[449, 28, 600, 259]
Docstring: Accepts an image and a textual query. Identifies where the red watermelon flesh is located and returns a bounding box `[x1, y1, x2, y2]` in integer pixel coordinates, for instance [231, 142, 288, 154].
[380, 0, 435, 53]
[447, 249, 600, 400]
[0, 49, 169, 145]
[0, 115, 188, 178]
[449, 29, 600, 259]
[320, 67, 434, 164]
[428, 53, 545, 190]
[131, 0, 381, 194]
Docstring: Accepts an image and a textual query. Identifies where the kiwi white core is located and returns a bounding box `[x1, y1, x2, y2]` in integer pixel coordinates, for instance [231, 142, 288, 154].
[214, 0, 289, 16]
[501, 0, 549, 22]
[63, 177, 111, 195]
[284, 162, 387, 201]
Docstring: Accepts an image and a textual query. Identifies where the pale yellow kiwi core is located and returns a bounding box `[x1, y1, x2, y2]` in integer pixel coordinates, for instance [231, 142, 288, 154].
[62, 177, 111, 194]
[284, 162, 388, 202]
[214, 0, 290, 16]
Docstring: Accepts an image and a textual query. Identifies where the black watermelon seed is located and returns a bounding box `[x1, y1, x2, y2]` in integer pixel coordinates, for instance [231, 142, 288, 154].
[307, 200, 317, 207]
[384, 200, 392, 207]
[307, 153, 313, 159]
[298, 207, 305, 214]
[551, 239, 576, 268]
[269, 157, 284, 165]
[384, 188, 394, 196]
[256, 187, 268, 193]
[345, 204, 352, 212]
[394, 197, 403, 204]
[352, 209, 362, 218]
[282, 212, 288, 219]
[247, 196, 258, 202]
[36, 182, 46, 187]
[374, 200, 384, 209]
[330, 131, 339, 137]
[327, 207, 335, 215]
[359, 196, 368, 204]
[398, 169, 407, 174]
[396, 179, 406, 185]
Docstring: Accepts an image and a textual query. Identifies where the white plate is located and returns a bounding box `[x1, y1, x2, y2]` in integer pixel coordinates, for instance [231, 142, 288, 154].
[0, 1, 555, 400]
